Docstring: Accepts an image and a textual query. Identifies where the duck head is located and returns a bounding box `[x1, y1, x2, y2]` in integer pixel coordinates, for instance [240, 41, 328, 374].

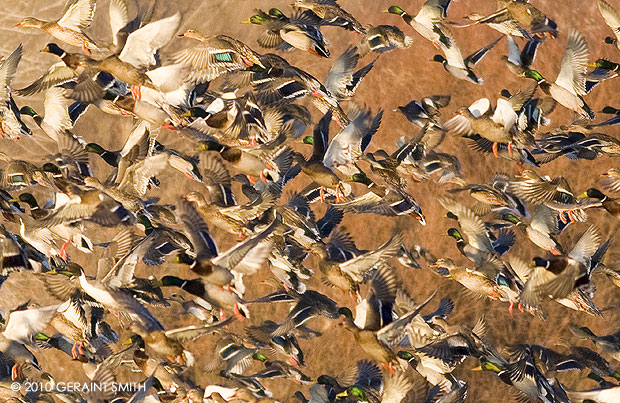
[15, 17, 45, 28]
[41, 43, 66, 58]
[579, 188, 607, 201]
[387, 5, 406, 16]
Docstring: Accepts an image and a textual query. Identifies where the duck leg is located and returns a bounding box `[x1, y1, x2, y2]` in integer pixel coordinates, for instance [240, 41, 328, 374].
[130, 85, 141, 100]
[558, 211, 568, 224]
[492, 142, 499, 158]
[319, 186, 325, 203]
[71, 341, 78, 359]
[81, 44, 91, 56]
[507, 143, 514, 158]
[335, 183, 345, 202]
[161, 123, 177, 131]
[233, 303, 245, 321]
[515, 161, 524, 174]
[59, 240, 71, 260]
[381, 362, 396, 376]
[508, 300, 514, 318]
[11, 363, 18, 380]
[246, 175, 257, 185]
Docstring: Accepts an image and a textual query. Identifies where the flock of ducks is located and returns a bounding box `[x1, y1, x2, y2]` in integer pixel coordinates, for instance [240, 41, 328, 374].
[2, 0, 620, 402]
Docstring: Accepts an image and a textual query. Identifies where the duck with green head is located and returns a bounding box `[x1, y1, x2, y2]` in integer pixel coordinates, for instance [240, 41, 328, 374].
[294, 0, 365, 34]
[524, 30, 593, 119]
[580, 188, 620, 219]
[387, 4, 453, 48]
[242, 8, 330, 58]
[296, 112, 350, 202]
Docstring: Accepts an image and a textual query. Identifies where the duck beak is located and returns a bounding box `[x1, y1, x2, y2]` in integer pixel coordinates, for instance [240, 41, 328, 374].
[587, 62, 597, 68]
[577, 192, 588, 199]
[471, 365, 483, 371]
[40, 45, 50, 53]
[241, 19, 251, 24]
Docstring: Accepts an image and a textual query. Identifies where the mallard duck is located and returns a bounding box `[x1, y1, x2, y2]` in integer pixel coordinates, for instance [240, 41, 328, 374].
[249, 355, 312, 384]
[445, 97, 518, 157]
[585, 60, 619, 94]
[177, 197, 277, 290]
[242, 8, 330, 58]
[293, 0, 365, 34]
[601, 167, 620, 192]
[204, 333, 259, 375]
[567, 385, 620, 403]
[33, 180, 135, 228]
[74, 262, 165, 332]
[509, 169, 591, 223]
[324, 46, 375, 102]
[503, 35, 539, 77]
[28, 12, 180, 101]
[353, 264, 398, 332]
[174, 31, 265, 84]
[387, 0, 455, 48]
[599, 0, 620, 49]
[323, 105, 383, 176]
[339, 291, 435, 374]
[430, 258, 503, 301]
[332, 172, 425, 223]
[477, 344, 559, 403]
[579, 188, 620, 219]
[432, 33, 501, 84]
[358, 24, 413, 57]
[129, 316, 233, 367]
[502, 205, 565, 255]
[245, 320, 306, 366]
[447, 174, 525, 215]
[185, 190, 274, 238]
[296, 112, 351, 202]
[200, 137, 293, 184]
[525, 30, 594, 119]
[229, 52, 349, 127]
[127, 338, 192, 392]
[48, 297, 94, 359]
[160, 275, 248, 321]
[496, 0, 558, 38]
[1, 302, 63, 380]
[310, 229, 402, 295]
[568, 325, 620, 362]
[395, 95, 451, 129]
[451, 11, 530, 38]
[15, 44, 100, 101]
[0, 45, 30, 140]
[15, 0, 99, 55]
[84, 151, 200, 215]
[441, 195, 515, 250]
[336, 370, 417, 403]
[387, 2, 454, 48]
[520, 225, 602, 308]
[250, 287, 340, 337]
[18, 88, 83, 144]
